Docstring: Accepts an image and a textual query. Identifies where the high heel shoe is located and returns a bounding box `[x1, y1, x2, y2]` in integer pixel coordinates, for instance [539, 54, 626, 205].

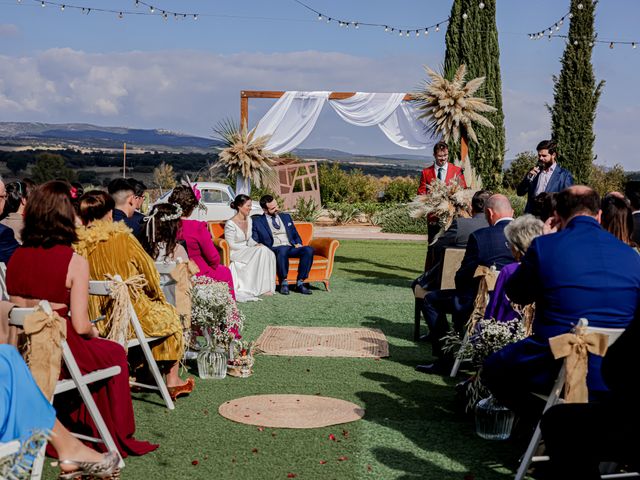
[167, 377, 195, 400]
[57, 451, 120, 479]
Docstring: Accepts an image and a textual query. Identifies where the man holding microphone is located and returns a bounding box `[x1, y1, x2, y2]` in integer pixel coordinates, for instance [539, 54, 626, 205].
[517, 140, 574, 214]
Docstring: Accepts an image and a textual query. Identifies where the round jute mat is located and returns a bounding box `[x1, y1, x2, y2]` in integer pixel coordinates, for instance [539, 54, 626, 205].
[218, 394, 365, 429]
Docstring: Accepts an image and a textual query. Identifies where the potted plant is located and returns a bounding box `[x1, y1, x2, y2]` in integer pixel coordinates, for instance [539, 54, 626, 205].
[190, 276, 244, 379]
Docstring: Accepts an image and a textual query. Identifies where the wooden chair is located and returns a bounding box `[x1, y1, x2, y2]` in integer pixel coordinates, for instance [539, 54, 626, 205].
[89, 278, 175, 411]
[0, 262, 8, 301]
[514, 320, 626, 480]
[413, 248, 465, 341]
[9, 300, 125, 477]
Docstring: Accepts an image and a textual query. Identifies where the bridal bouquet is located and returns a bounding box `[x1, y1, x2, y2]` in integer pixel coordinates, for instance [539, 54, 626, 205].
[409, 180, 475, 231]
[190, 276, 244, 347]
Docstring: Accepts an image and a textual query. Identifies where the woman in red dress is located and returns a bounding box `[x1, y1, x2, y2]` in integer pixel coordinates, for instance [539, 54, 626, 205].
[5, 181, 157, 458]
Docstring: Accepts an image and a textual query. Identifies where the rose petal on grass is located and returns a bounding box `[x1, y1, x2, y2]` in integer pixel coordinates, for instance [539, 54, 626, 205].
[191, 460, 199, 466]
[257, 427, 265, 432]
[319, 460, 327, 465]
[252, 448, 258, 454]
[328, 434, 336, 441]
[287, 473, 297, 478]
[338, 456, 348, 461]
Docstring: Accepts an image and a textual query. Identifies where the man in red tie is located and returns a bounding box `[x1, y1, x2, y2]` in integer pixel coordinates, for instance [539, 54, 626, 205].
[417, 141, 467, 195]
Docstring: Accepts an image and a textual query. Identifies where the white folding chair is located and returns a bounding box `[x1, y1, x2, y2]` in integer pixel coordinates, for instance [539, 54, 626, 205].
[9, 301, 125, 478]
[0, 262, 8, 301]
[89, 278, 175, 410]
[514, 319, 626, 480]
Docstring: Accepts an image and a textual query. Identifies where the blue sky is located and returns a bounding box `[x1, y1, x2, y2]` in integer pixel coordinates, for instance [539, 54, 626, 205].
[1, 0, 640, 169]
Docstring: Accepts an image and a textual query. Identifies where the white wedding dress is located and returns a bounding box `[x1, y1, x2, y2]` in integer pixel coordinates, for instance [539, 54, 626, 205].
[224, 217, 276, 302]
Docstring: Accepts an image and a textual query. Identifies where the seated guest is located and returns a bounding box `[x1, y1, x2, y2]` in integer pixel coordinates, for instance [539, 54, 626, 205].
[601, 192, 636, 247]
[0, 345, 120, 478]
[1, 179, 35, 243]
[108, 178, 143, 239]
[75, 190, 193, 400]
[168, 185, 235, 298]
[482, 186, 640, 416]
[625, 184, 640, 245]
[225, 194, 276, 302]
[484, 214, 544, 322]
[128, 178, 147, 231]
[140, 202, 190, 305]
[541, 304, 640, 479]
[419, 189, 491, 291]
[416, 194, 515, 373]
[0, 178, 20, 264]
[6, 181, 158, 457]
[252, 195, 313, 295]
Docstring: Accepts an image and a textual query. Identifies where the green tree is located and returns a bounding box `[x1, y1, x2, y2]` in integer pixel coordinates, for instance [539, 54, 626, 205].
[6, 157, 28, 176]
[31, 153, 76, 184]
[588, 164, 627, 197]
[153, 162, 177, 190]
[549, 0, 604, 184]
[502, 151, 537, 190]
[444, 0, 506, 189]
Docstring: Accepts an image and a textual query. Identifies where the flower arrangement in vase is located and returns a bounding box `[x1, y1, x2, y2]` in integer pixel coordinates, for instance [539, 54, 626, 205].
[227, 340, 256, 378]
[190, 277, 244, 379]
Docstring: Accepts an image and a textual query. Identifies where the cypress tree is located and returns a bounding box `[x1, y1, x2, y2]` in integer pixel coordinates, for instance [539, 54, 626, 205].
[444, 0, 505, 189]
[549, 0, 604, 184]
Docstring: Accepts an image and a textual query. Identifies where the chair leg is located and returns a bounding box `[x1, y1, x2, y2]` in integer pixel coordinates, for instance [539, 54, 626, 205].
[29, 442, 46, 480]
[414, 299, 422, 341]
[128, 306, 175, 411]
[449, 330, 469, 378]
[515, 423, 543, 480]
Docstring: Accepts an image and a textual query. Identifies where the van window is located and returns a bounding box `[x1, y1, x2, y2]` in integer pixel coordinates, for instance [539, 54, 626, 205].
[201, 189, 230, 204]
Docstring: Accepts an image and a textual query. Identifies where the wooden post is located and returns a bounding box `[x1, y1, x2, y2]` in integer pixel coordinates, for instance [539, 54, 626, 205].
[122, 142, 127, 177]
[460, 135, 469, 164]
[240, 91, 248, 130]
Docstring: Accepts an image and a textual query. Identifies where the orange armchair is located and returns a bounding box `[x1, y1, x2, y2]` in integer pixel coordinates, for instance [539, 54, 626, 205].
[207, 221, 339, 291]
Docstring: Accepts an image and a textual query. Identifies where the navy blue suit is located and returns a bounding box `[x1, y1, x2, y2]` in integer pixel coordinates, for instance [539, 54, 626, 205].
[517, 164, 574, 214]
[0, 224, 19, 264]
[423, 219, 515, 357]
[113, 208, 144, 240]
[252, 213, 313, 283]
[483, 216, 640, 413]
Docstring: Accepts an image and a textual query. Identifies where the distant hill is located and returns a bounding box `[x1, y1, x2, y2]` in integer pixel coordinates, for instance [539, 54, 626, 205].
[0, 122, 223, 152]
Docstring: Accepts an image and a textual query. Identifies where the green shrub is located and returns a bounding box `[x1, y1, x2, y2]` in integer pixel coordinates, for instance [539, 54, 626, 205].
[374, 204, 428, 234]
[507, 194, 526, 218]
[328, 203, 361, 225]
[589, 164, 627, 197]
[383, 177, 419, 203]
[292, 197, 322, 223]
[318, 163, 380, 204]
[503, 152, 537, 190]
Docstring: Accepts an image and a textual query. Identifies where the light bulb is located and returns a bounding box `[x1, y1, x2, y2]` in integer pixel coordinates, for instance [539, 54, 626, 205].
[60, 4, 64, 10]
[548, 29, 553, 35]
[193, 14, 198, 20]
[355, 23, 359, 29]
[573, 40, 578, 45]
[555, 24, 560, 31]
[462, 12, 468, 20]
[577, 3, 583, 9]
[384, 26, 388, 32]
[149, 5, 154, 13]
[41, 1, 45, 7]
[399, 30, 403, 36]
[588, 41, 593, 46]
[415, 30, 420, 37]
[118, 11, 123, 18]
[633, 43, 637, 49]
[609, 42, 614, 49]
[317, 14, 322, 21]
[435, 24, 440, 32]
[326, 17, 331, 23]
[479, 2, 485, 9]
[135, 0, 139, 6]
[568, 12, 573, 18]
[424, 28, 429, 35]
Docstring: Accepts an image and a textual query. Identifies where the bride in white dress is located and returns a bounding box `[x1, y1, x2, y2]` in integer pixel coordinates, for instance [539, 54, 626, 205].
[224, 195, 276, 302]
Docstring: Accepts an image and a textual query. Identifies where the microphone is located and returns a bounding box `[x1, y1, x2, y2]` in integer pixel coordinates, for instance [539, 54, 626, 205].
[527, 162, 543, 180]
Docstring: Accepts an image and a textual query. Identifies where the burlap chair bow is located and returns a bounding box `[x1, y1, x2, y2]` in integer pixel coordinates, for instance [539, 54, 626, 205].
[467, 265, 499, 330]
[169, 260, 199, 329]
[104, 274, 147, 348]
[549, 325, 609, 403]
[23, 304, 67, 399]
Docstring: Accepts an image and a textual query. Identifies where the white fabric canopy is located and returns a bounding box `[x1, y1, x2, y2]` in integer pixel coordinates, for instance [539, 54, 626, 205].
[253, 91, 434, 154]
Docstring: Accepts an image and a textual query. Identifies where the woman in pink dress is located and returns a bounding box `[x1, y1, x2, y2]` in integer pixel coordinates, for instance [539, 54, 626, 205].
[168, 185, 235, 298]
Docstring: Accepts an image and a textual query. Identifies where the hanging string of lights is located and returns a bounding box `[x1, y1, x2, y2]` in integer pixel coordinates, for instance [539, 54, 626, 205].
[18, 0, 199, 20]
[543, 34, 637, 49]
[527, 10, 571, 39]
[292, 0, 454, 38]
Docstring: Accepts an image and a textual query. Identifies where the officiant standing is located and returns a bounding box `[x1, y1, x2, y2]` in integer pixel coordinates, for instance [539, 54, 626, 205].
[516, 140, 574, 214]
[417, 141, 467, 269]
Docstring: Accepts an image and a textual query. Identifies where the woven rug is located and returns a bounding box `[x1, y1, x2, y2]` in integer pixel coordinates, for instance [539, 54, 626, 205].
[219, 394, 364, 428]
[255, 326, 389, 358]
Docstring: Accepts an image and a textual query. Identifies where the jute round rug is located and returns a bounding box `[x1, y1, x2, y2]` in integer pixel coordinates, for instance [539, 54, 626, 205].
[218, 394, 365, 429]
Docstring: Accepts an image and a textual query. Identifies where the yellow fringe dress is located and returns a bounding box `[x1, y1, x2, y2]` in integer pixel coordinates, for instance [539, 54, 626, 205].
[74, 220, 184, 362]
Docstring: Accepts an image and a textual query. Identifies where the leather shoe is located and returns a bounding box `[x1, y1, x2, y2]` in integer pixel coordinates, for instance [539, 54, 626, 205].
[296, 283, 312, 295]
[415, 360, 452, 375]
[280, 283, 290, 295]
[167, 377, 195, 400]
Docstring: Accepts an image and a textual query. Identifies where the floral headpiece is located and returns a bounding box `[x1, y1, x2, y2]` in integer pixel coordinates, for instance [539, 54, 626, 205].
[144, 203, 182, 242]
[159, 203, 182, 222]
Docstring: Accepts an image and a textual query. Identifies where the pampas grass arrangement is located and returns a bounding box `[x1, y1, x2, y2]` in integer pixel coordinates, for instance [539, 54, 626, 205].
[413, 64, 496, 144]
[409, 180, 475, 233]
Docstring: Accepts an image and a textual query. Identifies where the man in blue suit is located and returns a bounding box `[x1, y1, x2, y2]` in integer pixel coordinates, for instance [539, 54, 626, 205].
[517, 140, 574, 214]
[0, 178, 19, 264]
[416, 194, 516, 373]
[483, 186, 640, 415]
[252, 195, 314, 295]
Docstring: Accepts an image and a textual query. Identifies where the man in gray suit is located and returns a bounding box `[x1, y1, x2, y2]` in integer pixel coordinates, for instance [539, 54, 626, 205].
[420, 190, 491, 291]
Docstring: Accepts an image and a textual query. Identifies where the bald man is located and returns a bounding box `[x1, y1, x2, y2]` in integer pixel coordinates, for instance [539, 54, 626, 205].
[483, 186, 640, 416]
[416, 194, 516, 374]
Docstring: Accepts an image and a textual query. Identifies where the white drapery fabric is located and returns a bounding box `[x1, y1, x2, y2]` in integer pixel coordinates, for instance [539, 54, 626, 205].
[253, 91, 434, 155]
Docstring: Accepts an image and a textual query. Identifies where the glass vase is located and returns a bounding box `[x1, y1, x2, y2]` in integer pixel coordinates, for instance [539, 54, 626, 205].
[197, 347, 227, 380]
[474, 396, 515, 440]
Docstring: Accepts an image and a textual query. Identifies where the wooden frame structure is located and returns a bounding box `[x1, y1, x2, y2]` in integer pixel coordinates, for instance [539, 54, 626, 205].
[239, 90, 470, 164]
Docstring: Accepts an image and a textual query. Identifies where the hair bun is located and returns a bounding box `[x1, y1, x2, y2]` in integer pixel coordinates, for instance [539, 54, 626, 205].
[230, 201, 236, 210]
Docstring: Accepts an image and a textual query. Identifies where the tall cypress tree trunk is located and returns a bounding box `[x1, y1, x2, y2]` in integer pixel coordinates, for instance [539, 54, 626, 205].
[549, 0, 604, 184]
[444, 0, 505, 189]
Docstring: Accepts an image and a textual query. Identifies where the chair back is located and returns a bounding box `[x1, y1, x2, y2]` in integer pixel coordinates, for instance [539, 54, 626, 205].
[208, 222, 225, 240]
[440, 248, 465, 290]
[0, 262, 7, 301]
[155, 261, 178, 275]
[8, 300, 54, 328]
[294, 222, 313, 246]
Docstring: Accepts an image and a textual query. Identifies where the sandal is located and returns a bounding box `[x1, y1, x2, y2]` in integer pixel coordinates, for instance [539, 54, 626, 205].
[167, 377, 195, 400]
[57, 451, 120, 479]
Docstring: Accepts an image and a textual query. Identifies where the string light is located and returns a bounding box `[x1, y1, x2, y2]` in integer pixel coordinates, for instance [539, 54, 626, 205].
[528, 10, 570, 40]
[23, 0, 200, 20]
[479, 2, 485, 8]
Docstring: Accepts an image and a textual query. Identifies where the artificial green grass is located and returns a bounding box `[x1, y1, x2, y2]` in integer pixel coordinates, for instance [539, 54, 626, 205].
[44, 240, 523, 479]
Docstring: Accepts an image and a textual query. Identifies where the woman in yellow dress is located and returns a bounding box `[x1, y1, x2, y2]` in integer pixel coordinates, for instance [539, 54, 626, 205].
[74, 190, 194, 399]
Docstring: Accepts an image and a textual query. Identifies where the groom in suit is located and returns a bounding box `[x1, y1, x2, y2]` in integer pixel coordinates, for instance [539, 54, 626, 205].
[252, 195, 314, 295]
[517, 139, 574, 214]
